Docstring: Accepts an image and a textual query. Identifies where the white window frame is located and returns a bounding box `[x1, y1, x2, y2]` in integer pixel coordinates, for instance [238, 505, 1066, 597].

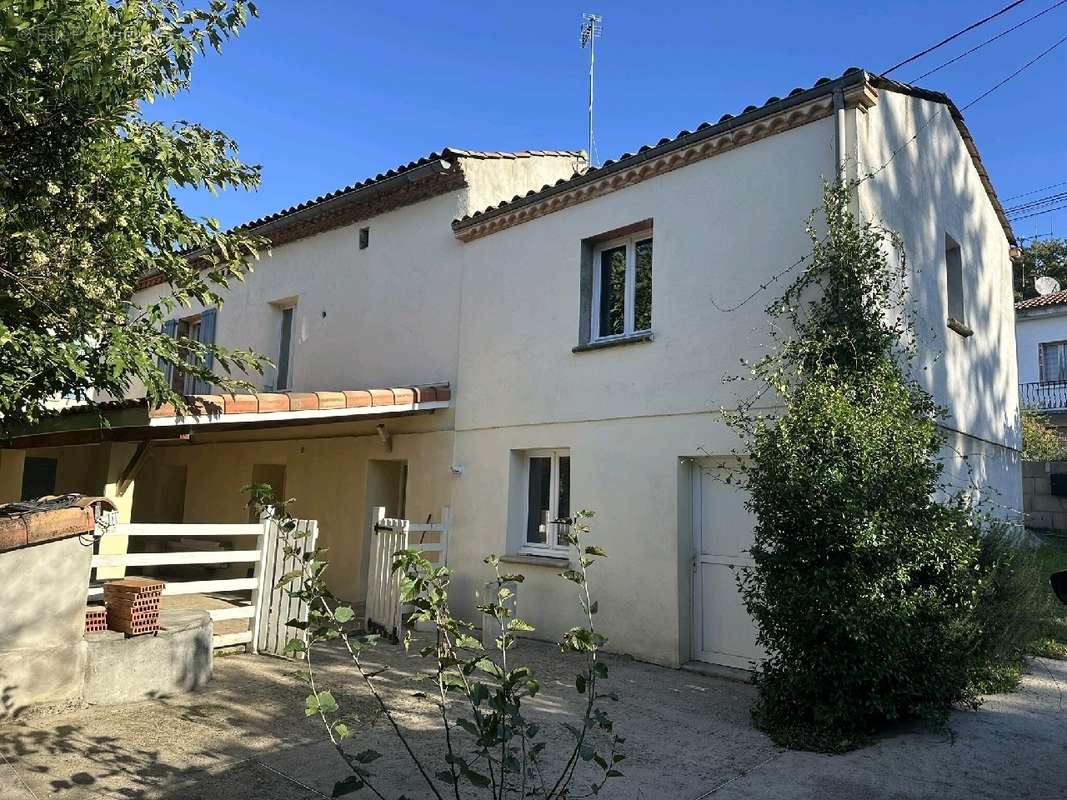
[520, 448, 571, 554]
[591, 231, 653, 342]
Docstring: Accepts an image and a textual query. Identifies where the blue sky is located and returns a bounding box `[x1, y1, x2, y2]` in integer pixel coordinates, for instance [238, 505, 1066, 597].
[153, 1, 1067, 240]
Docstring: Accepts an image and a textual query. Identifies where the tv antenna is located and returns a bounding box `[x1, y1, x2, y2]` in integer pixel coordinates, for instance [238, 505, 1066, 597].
[579, 13, 603, 166]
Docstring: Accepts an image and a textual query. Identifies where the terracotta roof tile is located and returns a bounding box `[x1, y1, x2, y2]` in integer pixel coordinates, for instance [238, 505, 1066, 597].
[1016, 290, 1067, 311]
[144, 383, 450, 419]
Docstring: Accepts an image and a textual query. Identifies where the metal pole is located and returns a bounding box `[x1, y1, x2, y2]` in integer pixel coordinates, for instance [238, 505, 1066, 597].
[588, 28, 595, 163]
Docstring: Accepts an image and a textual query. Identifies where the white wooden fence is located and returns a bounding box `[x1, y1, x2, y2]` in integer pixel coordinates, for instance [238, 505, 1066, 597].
[364, 506, 450, 641]
[89, 517, 318, 655]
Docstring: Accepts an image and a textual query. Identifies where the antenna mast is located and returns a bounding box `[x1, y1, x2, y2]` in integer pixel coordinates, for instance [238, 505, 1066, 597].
[580, 13, 602, 166]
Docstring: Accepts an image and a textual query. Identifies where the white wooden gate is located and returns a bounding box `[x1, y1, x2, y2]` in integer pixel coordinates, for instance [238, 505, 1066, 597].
[89, 517, 318, 655]
[257, 517, 319, 657]
[364, 506, 450, 640]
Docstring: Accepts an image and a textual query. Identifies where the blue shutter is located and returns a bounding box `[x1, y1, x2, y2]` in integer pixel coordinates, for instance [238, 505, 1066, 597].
[160, 319, 177, 388]
[193, 308, 217, 394]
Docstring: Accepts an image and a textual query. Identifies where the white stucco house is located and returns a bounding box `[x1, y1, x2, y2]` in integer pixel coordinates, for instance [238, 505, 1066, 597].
[1016, 289, 1067, 427]
[0, 68, 1022, 671]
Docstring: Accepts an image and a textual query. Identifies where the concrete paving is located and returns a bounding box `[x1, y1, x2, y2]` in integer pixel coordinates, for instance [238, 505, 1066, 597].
[0, 637, 1065, 799]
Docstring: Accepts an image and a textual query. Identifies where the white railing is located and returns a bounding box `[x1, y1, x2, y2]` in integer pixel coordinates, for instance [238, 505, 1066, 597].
[89, 518, 317, 655]
[364, 506, 450, 640]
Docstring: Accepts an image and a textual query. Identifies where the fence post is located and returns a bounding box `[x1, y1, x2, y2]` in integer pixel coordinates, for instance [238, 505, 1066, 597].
[440, 505, 452, 567]
[365, 507, 387, 634]
[249, 509, 273, 655]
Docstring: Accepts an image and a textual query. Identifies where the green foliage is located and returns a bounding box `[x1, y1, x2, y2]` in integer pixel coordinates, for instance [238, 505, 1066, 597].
[0, 0, 266, 431]
[1014, 238, 1067, 301]
[1021, 408, 1067, 461]
[968, 527, 1066, 692]
[725, 183, 1024, 752]
[245, 485, 624, 799]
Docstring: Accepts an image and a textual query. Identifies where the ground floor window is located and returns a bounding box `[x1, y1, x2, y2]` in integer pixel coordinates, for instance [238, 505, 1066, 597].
[522, 449, 570, 552]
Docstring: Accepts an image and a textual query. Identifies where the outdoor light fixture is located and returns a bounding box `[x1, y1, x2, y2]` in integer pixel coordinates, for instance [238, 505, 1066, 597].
[376, 423, 393, 453]
[1009, 245, 1022, 261]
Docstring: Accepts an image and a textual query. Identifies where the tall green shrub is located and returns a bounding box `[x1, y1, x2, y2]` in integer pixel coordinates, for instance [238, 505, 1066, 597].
[726, 183, 995, 752]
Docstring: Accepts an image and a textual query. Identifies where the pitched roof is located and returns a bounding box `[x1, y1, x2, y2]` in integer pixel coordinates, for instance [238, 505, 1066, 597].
[135, 149, 580, 290]
[451, 68, 1014, 245]
[1016, 290, 1067, 311]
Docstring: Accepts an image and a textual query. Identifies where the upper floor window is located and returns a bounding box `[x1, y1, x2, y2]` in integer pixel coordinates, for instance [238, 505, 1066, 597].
[275, 303, 296, 391]
[944, 234, 972, 337]
[160, 308, 216, 394]
[592, 232, 653, 341]
[1040, 341, 1067, 383]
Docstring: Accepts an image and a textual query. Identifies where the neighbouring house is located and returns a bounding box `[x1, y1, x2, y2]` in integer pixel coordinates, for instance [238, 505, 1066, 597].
[0, 68, 1022, 671]
[1016, 288, 1067, 430]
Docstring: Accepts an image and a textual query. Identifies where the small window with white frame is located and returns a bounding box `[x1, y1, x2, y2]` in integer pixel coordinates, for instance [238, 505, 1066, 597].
[521, 449, 571, 552]
[591, 231, 653, 341]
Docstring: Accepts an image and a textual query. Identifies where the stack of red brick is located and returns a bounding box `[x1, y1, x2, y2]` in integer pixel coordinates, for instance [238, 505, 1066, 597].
[102, 577, 166, 636]
[84, 605, 107, 634]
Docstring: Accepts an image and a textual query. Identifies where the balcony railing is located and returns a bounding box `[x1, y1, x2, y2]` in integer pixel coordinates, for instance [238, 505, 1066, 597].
[1020, 381, 1067, 412]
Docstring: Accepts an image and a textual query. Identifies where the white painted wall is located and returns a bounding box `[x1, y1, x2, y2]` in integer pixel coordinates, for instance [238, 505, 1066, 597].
[855, 89, 1021, 515]
[450, 118, 837, 666]
[1016, 310, 1067, 385]
[132, 156, 578, 396]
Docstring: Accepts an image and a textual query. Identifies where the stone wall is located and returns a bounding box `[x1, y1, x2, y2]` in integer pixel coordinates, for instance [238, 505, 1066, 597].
[1022, 460, 1067, 530]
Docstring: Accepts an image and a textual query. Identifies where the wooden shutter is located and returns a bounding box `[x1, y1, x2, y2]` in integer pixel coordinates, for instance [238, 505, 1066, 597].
[159, 319, 177, 387]
[193, 308, 217, 394]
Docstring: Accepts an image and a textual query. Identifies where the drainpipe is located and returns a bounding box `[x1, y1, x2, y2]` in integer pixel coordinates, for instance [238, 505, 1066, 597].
[833, 87, 847, 185]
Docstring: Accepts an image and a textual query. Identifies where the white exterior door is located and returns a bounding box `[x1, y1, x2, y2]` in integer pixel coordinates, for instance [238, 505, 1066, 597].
[691, 459, 764, 670]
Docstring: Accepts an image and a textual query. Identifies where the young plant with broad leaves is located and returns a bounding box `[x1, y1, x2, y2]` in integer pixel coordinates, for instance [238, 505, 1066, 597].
[245, 484, 624, 799]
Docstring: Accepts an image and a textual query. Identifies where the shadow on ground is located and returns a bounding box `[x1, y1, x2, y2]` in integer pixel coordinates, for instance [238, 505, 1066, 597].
[1, 638, 1065, 800]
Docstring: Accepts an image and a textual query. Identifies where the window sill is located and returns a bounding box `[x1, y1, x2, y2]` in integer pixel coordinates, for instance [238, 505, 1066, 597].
[573, 331, 654, 353]
[500, 553, 570, 568]
[947, 318, 973, 338]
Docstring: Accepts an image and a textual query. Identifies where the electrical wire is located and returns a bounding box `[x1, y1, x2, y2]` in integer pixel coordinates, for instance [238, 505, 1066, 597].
[882, 0, 1029, 76]
[1004, 179, 1067, 201]
[910, 0, 1067, 82]
[1008, 202, 1067, 222]
[1006, 191, 1067, 214]
[961, 31, 1067, 109]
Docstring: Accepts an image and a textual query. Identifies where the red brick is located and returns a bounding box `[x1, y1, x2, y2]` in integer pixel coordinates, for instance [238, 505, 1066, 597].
[256, 393, 291, 413]
[368, 389, 396, 406]
[343, 390, 372, 408]
[223, 394, 259, 414]
[391, 388, 415, 406]
[315, 391, 347, 409]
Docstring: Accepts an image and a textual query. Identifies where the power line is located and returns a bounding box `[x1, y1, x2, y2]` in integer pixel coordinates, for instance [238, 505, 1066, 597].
[1009, 202, 1067, 222]
[961, 31, 1067, 109]
[882, 0, 1029, 76]
[911, 0, 1067, 82]
[1006, 191, 1067, 214]
[1004, 179, 1067, 201]
[714, 33, 1063, 312]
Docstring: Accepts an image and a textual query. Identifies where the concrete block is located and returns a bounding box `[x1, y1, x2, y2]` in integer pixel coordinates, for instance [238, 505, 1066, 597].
[1023, 461, 1049, 478]
[0, 534, 93, 718]
[1028, 511, 1054, 529]
[1023, 477, 1036, 499]
[83, 609, 213, 705]
[1034, 476, 1052, 496]
[1052, 513, 1067, 532]
[1030, 494, 1066, 513]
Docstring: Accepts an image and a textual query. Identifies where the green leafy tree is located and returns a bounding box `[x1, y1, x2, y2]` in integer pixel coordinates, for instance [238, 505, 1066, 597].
[1015, 238, 1067, 300]
[0, 0, 266, 431]
[1021, 407, 1066, 461]
[724, 183, 1005, 752]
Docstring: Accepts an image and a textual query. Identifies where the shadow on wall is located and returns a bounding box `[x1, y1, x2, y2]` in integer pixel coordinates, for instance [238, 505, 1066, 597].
[861, 93, 1020, 516]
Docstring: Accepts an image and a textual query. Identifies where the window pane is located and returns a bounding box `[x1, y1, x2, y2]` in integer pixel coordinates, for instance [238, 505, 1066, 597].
[599, 245, 626, 337]
[634, 238, 653, 332]
[557, 456, 570, 521]
[277, 307, 294, 390]
[526, 457, 552, 545]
